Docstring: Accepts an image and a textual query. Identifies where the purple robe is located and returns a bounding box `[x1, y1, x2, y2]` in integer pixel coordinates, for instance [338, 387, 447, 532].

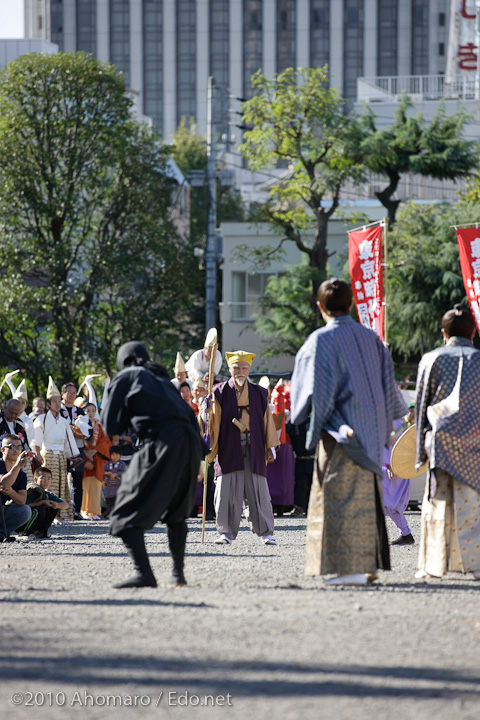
[213, 378, 268, 477]
[267, 444, 295, 505]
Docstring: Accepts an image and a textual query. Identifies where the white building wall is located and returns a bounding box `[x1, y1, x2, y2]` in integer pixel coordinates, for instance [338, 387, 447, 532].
[0, 38, 57, 69]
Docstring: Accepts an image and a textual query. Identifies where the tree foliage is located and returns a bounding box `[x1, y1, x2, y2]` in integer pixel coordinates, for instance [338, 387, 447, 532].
[0, 52, 197, 391]
[239, 66, 365, 278]
[170, 117, 246, 243]
[387, 202, 475, 359]
[360, 96, 479, 225]
[252, 263, 324, 356]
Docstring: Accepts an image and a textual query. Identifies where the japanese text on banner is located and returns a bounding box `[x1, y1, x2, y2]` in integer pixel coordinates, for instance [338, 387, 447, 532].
[348, 225, 384, 341]
[456, 226, 480, 331]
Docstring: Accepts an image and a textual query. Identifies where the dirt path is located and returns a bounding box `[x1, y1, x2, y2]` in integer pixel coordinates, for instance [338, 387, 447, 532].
[1, 513, 479, 720]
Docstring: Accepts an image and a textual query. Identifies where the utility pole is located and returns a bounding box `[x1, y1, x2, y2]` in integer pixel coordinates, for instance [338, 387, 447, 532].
[205, 76, 217, 331]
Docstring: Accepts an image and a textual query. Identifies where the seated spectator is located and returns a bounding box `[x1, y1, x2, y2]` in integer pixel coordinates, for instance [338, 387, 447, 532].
[0, 434, 31, 541]
[20, 466, 68, 538]
[103, 445, 127, 518]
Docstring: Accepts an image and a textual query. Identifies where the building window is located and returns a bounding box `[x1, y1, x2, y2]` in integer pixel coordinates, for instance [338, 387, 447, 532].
[50, 0, 64, 49]
[231, 271, 275, 321]
[177, 0, 196, 125]
[277, 0, 296, 73]
[110, 0, 130, 85]
[377, 0, 397, 77]
[77, 0, 96, 55]
[143, 0, 163, 131]
[439, 42, 445, 56]
[411, 0, 429, 74]
[343, 0, 364, 109]
[310, 0, 330, 69]
[439, 12, 446, 27]
[210, 0, 230, 140]
[243, 0, 263, 100]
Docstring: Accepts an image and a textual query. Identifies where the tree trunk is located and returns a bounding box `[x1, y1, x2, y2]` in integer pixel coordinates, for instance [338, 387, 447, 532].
[376, 171, 401, 226]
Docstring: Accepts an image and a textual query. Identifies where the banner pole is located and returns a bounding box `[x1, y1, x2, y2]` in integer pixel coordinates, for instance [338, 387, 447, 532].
[384, 217, 388, 346]
[348, 218, 384, 234]
[449, 221, 480, 229]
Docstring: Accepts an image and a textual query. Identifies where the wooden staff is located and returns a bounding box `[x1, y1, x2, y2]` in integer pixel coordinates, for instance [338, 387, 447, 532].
[201, 329, 218, 544]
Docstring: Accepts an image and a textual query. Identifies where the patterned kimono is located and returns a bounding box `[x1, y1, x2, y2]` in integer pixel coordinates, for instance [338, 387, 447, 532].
[291, 315, 406, 576]
[415, 336, 480, 576]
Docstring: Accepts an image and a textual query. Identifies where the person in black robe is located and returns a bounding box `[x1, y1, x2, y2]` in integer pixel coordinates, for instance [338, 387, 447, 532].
[101, 341, 208, 589]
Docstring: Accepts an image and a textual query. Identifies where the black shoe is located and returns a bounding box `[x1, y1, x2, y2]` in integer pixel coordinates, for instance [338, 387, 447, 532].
[73, 514, 83, 521]
[117, 527, 157, 588]
[391, 533, 415, 545]
[167, 521, 188, 586]
[113, 573, 157, 589]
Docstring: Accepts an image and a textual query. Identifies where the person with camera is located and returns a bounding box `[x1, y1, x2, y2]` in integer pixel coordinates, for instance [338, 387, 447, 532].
[0, 434, 32, 541]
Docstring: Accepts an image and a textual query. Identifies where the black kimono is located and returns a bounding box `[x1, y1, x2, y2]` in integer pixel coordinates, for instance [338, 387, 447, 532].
[101, 365, 208, 536]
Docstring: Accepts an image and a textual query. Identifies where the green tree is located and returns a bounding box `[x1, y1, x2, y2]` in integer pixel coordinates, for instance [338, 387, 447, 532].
[360, 97, 478, 226]
[170, 118, 246, 241]
[387, 202, 474, 358]
[0, 52, 196, 389]
[239, 66, 365, 281]
[252, 262, 324, 356]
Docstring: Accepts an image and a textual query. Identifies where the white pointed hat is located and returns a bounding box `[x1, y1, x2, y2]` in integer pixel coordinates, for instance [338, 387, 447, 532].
[174, 352, 186, 373]
[47, 376, 61, 399]
[13, 379, 28, 401]
[192, 377, 205, 391]
[258, 376, 270, 390]
[204, 328, 218, 347]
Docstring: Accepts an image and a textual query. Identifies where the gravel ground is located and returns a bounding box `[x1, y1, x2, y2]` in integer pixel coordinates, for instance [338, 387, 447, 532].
[1, 511, 479, 720]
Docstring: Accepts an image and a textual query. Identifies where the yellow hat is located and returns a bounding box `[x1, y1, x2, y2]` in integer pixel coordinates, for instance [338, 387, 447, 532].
[174, 352, 186, 373]
[47, 376, 61, 399]
[13, 379, 28, 401]
[225, 351, 256, 367]
[193, 377, 205, 390]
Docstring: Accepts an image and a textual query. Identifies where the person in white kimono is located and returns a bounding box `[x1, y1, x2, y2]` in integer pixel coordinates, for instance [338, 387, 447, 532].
[185, 330, 223, 383]
[33, 377, 79, 522]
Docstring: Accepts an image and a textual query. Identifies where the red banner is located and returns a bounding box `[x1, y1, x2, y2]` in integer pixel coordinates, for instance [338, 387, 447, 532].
[456, 226, 480, 331]
[348, 225, 384, 341]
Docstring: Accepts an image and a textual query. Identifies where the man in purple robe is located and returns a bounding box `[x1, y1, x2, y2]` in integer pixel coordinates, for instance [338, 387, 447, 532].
[205, 351, 279, 546]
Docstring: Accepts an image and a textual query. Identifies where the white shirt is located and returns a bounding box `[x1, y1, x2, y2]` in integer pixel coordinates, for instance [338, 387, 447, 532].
[185, 349, 222, 380]
[33, 411, 80, 457]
